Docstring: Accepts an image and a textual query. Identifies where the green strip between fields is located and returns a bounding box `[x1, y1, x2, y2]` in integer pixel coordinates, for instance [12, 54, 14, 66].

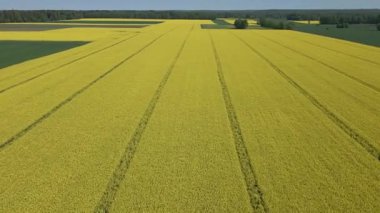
[57, 20, 163, 25]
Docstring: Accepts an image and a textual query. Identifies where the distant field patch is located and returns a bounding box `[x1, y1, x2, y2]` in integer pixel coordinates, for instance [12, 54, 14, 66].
[57, 20, 163, 25]
[293, 23, 380, 47]
[0, 40, 87, 69]
[0, 23, 150, 31]
[293, 20, 320, 24]
[201, 24, 234, 29]
[201, 19, 262, 30]
[0, 24, 72, 31]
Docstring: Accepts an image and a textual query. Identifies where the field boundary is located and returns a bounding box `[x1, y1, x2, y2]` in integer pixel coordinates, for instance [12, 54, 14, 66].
[0, 40, 88, 70]
[0, 40, 91, 83]
[0, 27, 177, 151]
[209, 32, 268, 212]
[297, 37, 380, 66]
[0, 24, 148, 31]
[257, 34, 380, 93]
[0, 35, 130, 83]
[94, 25, 194, 212]
[56, 20, 163, 25]
[0, 33, 139, 94]
[234, 33, 380, 161]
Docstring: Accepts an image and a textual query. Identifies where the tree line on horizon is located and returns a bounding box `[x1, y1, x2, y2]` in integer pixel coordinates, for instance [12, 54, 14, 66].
[0, 9, 379, 25]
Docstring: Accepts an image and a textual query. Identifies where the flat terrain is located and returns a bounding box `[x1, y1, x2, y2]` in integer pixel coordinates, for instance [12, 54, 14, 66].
[0, 41, 87, 68]
[0, 23, 149, 31]
[201, 19, 261, 29]
[57, 20, 163, 25]
[292, 20, 320, 24]
[0, 19, 160, 32]
[293, 22, 380, 47]
[0, 19, 379, 212]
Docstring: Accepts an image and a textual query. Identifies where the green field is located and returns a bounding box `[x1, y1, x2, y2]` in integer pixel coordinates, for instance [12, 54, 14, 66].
[0, 41, 87, 69]
[201, 19, 262, 29]
[57, 20, 163, 25]
[293, 23, 380, 47]
[201, 19, 234, 29]
[0, 23, 150, 31]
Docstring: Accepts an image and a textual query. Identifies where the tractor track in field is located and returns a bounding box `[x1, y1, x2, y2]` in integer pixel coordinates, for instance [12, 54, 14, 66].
[234, 33, 380, 161]
[0, 27, 177, 151]
[209, 32, 268, 213]
[297, 38, 380, 67]
[0, 33, 139, 94]
[94, 25, 194, 213]
[257, 34, 380, 93]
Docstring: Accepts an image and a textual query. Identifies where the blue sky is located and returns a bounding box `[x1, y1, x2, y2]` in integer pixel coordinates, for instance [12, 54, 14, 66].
[1, 0, 380, 10]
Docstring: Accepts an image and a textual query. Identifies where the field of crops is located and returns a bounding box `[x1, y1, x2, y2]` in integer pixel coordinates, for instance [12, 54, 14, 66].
[292, 20, 320, 24]
[0, 40, 87, 68]
[0, 19, 379, 212]
[292, 22, 380, 47]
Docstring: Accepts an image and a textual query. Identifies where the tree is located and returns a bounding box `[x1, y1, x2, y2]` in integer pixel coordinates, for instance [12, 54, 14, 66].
[258, 18, 293, 29]
[287, 13, 302, 20]
[234, 19, 248, 29]
[0, 9, 379, 23]
[336, 18, 349, 28]
[377, 23, 380, 31]
[336, 22, 349, 28]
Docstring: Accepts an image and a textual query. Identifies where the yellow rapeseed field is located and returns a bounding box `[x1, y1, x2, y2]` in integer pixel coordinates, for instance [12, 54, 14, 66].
[0, 19, 379, 212]
[293, 20, 320, 24]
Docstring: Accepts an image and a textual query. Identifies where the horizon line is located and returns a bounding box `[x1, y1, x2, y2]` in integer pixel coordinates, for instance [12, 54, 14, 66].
[1, 8, 380, 11]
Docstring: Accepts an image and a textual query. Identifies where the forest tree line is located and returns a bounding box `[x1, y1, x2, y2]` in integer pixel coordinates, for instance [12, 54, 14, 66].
[0, 9, 379, 24]
[286, 11, 380, 24]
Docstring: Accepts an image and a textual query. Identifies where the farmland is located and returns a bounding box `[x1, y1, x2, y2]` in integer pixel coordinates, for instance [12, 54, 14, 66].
[0, 40, 87, 69]
[56, 20, 163, 25]
[292, 22, 380, 47]
[0, 19, 379, 212]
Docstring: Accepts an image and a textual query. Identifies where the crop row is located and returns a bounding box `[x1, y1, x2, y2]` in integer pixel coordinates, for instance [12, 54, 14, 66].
[233, 32, 379, 160]
[0, 22, 193, 212]
[0, 23, 176, 146]
[110, 24, 253, 212]
[239, 30, 380, 153]
[211, 29, 380, 211]
[0, 20, 379, 212]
